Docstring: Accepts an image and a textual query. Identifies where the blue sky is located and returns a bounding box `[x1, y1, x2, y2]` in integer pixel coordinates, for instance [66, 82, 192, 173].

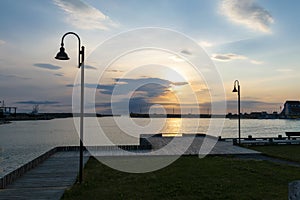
[0, 0, 299, 114]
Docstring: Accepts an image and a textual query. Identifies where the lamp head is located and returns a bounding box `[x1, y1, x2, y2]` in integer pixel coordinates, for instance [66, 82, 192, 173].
[232, 85, 238, 93]
[55, 47, 69, 60]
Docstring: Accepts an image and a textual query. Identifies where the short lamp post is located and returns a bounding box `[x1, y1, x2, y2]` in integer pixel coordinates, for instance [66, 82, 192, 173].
[232, 80, 241, 145]
[55, 32, 85, 183]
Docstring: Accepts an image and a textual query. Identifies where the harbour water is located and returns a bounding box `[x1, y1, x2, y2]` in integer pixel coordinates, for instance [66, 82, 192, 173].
[0, 117, 300, 177]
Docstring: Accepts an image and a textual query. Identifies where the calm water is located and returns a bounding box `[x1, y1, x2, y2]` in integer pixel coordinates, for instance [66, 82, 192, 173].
[0, 117, 300, 177]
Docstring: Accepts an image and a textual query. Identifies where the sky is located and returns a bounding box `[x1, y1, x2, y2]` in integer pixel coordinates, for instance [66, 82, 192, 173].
[0, 0, 300, 114]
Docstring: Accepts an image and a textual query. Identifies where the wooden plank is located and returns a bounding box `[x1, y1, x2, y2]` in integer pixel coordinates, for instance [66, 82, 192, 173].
[0, 151, 89, 200]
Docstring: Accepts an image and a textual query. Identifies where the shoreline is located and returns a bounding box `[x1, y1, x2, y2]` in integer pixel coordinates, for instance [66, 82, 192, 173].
[1, 113, 119, 122]
[0, 121, 11, 125]
[2, 112, 300, 121]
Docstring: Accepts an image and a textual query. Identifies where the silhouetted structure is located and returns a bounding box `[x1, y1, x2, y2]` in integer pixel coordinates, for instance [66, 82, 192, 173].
[129, 112, 226, 118]
[55, 31, 85, 184]
[281, 100, 300, 119]
[232, 80, 241, 144]
[0, 106, 17, 118]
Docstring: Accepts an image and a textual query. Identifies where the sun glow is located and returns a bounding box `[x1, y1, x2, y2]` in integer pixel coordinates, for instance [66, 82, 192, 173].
[161, 67, 187, 83]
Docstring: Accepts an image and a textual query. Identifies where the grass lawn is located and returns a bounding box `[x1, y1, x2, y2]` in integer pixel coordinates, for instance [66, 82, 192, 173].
[250, 145, 300, 163]
[62, 155, 300, 200]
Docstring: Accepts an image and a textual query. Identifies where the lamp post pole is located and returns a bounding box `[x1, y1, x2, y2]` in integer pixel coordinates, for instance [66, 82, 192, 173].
[79, 45, 84, 184]
[55, 32, 85, 183]
[232, 80, 241, 145]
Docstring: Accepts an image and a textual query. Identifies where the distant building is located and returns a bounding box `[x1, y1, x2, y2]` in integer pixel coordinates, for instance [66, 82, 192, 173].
[249, 111, 267, 119]
[0, 106, 17, 117]
[281, 100, 300, 118]
[244, 111, 278, 119]
[0, 100, 17, 117]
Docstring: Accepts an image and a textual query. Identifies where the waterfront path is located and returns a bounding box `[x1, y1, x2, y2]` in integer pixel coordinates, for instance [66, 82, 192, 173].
[0, 137, 260, 200]
[0, 143, 298, 200]
[88, 136, 260, 156]
[0, 151, 89, 200]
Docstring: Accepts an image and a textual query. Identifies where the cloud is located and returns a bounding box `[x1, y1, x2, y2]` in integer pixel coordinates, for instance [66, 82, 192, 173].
[135, 83, 170, 98]
[220, 0, 274, 33]
[66, 84, 75, 87]
[169, 55, 185, 62]
[250, 60, 264, 65]
[212, 53, 263, 65]
[226, 100, 280, 113]
[0, 73, 30, 80]
[94, 78, 174, 114]
[53, 0, 118, 30]
[106, 69, 123, 73]
[171, 82, 189, 86]
[180, 49, 192, 55]
[0, 40, 5, 45]
[96, 84, 116, 95]
[68, 78, 189, 114]
[197, 100, 280, 114]
[199, 41, 214, 48]
[169, 50, 193, 62]
[16, 101, 60, 105]
[34, 63, 62, 70]
[65, 83, 109, 90]
[85, 65, 97, 70]
[66, 78, 177, 98]
[95, 97, 151, 114]
[98, 78, 172, 96]
[54, 73, 64, 77]
[212, 53, 247, 62]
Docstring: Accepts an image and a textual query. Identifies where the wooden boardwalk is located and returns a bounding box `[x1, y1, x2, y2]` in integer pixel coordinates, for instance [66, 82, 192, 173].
[0, 151, 89, 200]
[0, 137, 259, 199]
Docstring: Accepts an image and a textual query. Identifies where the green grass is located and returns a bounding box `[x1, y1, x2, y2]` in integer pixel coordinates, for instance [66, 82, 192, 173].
[62, 155, 300, 200]
[250, 145, 300, 162]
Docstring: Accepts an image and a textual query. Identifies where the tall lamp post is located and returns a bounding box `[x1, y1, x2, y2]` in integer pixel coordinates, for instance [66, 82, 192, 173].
[232, 80, 241, 145]
[55, 32, 85, 183]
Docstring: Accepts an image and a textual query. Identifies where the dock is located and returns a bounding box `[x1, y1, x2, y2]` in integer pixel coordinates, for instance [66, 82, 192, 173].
[0, 135, 263, 199]
[0, 150, 89, 200]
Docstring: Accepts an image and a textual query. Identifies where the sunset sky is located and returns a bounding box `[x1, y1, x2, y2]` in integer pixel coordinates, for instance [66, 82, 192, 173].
[0, 0, 300, 114]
